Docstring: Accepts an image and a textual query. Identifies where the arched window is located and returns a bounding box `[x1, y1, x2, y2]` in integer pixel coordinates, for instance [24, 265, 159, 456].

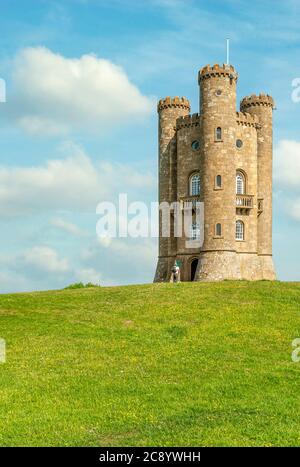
[236, 220, 244, 240]
[215, 223, 222, 237]
[190, 222, 200, 240]
[216, 175, 222, 188]
[190, 173, 200, 196]
[236, 171, 245, 194]
[216, 127, 222, 140]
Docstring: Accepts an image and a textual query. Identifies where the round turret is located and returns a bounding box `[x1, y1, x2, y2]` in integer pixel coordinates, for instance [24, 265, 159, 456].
[154, 95, 190, 282]
[157, 96, 190, 113]
[195, 64, 241, 281]
[240, 92, 275, 271]
[198, 64, 238, 117]
[240, 94, 275, 111]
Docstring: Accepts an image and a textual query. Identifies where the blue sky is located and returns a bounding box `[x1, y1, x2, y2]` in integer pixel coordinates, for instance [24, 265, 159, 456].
[0, 0, 299, 292]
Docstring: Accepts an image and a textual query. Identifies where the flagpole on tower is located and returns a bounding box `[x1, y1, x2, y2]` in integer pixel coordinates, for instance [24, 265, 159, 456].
[226, 38, 230, 65]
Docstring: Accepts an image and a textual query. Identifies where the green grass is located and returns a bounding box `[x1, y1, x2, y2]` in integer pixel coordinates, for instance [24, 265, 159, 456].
[0, 281, 300, 446]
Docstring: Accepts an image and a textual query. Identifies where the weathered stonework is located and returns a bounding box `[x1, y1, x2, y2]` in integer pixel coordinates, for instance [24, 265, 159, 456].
[154, 64, 276, 282]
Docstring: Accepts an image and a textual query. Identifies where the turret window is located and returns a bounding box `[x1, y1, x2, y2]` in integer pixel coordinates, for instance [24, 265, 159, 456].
[236, 220, 244, 241]
[190, 173, 200, 196]
[215, 223, 222, 237]
[216, 127, 222, 141]
[236, 171, 245, 194]
[216, 175, 222, 188]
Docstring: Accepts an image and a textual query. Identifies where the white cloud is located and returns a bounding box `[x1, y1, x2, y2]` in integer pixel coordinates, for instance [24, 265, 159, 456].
[51, 217, 87, 237]
[287, 198, 300, 222]
[75, 268, 101, 284]
[6, 46, 154, 135]
[21, 246, 70, 274]
[0, 142, 155, 217]
[0, 245, 102, 291]
[81, 237, 157, 285]
[97, 236, 112, 248]
[274, 139, 300, 223]
[0, 270, 30, 294]
[274, 139, 300, 191]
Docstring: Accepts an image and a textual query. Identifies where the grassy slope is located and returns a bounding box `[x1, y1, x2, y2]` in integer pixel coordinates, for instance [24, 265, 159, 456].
[0, 281, 300, 447]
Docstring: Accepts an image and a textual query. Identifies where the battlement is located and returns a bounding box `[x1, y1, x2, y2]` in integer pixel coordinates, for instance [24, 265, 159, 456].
[236, 111, 260, 128]
[198, 63, 238, 82]
[157, 96, 190, 112]
[240, 94, 275, 110]
[176, 113, 201, 130]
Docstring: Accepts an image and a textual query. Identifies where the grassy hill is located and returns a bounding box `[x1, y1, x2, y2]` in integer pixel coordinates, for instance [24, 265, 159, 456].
[0, 281, 300, 447]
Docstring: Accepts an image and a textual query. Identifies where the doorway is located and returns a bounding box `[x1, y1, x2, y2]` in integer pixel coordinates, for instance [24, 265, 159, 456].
[191, 259, 199, 281]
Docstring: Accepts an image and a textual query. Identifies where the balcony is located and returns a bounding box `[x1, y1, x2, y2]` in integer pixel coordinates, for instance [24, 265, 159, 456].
[178, 194, 255, 212]
[180, 195, 201, 210]
[236, 194, 254, 213]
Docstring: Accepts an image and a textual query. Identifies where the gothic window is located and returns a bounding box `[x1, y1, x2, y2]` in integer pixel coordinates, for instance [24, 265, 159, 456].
[216, 127, 222, 140]
[236, 220, 244, 241]
[236, 171, 245, 194]
[215, 223, 222, 237]
[190, 173, 200, 196]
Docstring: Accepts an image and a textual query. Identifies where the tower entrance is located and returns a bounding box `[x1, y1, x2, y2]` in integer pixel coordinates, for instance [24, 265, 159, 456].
[191, 259, 198, 281]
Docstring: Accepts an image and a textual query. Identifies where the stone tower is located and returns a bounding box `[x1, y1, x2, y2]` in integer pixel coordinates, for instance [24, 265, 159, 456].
[154, 63, 276, 282]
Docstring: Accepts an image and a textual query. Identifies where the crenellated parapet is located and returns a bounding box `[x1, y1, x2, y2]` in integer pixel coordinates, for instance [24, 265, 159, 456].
[157, 96, 190, 113]
[236, 111, 260, 128]
[176, 113, 201, 130]
[240, 94, 275, 111]
[198, 63, 238, 82]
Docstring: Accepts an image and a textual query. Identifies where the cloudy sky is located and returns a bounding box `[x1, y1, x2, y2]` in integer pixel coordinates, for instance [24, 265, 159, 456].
[0, 0, 299, 292]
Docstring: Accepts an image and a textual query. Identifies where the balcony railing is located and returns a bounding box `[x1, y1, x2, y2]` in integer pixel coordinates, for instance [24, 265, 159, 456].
[180, 195, 201, 209]
[236, 194, 254, 209]
[177, 194, 255, 211]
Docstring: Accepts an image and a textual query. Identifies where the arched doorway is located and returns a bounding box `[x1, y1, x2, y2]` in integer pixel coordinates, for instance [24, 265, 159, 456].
[191, 259, 198, 281]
